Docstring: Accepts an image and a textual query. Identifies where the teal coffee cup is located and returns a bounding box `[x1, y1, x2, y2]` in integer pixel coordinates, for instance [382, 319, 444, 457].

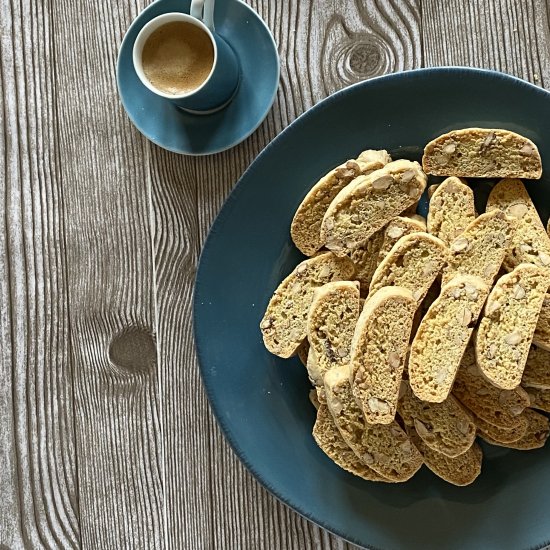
[132, 0, 240, 114]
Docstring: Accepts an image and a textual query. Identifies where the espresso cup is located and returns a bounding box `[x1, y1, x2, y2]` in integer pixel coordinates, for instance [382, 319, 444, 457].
[132, 3, 240, 114]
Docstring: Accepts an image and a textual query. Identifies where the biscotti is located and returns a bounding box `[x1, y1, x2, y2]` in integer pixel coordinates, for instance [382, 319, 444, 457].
[312, 404, 388, 481]
[422, 128, 542, 179]
[442, 210, 512, 287]
[486, 178, 550, 271]
[320, 160, 427, 254]
[306, 281, 360, 386]
[324, 366, 422, 482]
[522, 346, 550, 389]
[377, 216, 426, 261]
[474, 413, 529, 444]
[406, 426, 483, 486]
[427, 177, 476, 245]
[533, 296, 550, 350]
[261, 253, 355, 358]
[479, 409, 550, 450]
[524, 387, 550, 413]
[349, 230, 385, 294]
[369, 232, 448, 302]
[350, 287, 416, 424]
[291, 150, 391, 256]
[398, 381, 476, 457]
[409, 276, 489, 403]
[453, 347, 530, 429]
[475, 263, 550, 389]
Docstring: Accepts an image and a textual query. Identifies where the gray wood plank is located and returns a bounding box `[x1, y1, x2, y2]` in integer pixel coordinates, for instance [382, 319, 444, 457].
[153, 1, 420, 549]
[50, 0, 164, 547]
[422, 0, 550, 88]
[0, 0, 79, 547]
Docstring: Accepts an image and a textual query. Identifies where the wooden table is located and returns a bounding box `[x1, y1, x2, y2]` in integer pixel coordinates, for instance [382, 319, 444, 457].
[1, 1, 549, 548]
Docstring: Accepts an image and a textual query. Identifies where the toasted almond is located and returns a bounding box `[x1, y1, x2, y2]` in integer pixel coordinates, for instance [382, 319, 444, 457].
[481, 131, 496, 150]
[401, 170, 416, 183]
[507, 203, 529, 219]
[260, 318, 273, 329]
[363, 452, 374, 465]
[388, 351, 401, 369]
[520, 143, 535, 156]
[485, 300, 501, 316]
[512, 284, 526, 300]
[456, 307, 472, 326]
[337, 347, 348, 358]
[442, 142, 456, 155]
[367, 397, 391, 415]
[323, 218, 334, 231]
[538, 251, 550, 266]
[504, 330, 522, 345]
[456, 418, 472, 436]
[414, 419, 435, 441]
[372, 175, 394, 190]
[451, 236, 469, 252]
[387, 226, 404, 239]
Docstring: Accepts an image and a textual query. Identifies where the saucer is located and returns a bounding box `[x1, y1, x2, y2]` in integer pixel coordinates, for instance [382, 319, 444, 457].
[117, 0, 280, 155]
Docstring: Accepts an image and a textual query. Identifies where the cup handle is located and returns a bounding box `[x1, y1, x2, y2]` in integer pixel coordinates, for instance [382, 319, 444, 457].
[190, 0, 215, 31]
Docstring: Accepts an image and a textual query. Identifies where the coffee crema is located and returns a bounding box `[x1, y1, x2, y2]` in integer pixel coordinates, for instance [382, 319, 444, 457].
[141, 21, 214, 96]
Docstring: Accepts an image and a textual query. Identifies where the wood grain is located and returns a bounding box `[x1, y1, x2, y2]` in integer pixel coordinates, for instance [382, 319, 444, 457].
[0, 0, 79, 547]
[422, 0, 550, 87]
[50, 0, 164, 547]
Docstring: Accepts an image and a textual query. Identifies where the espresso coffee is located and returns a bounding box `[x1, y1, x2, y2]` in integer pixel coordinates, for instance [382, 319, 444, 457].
[141, 21, 214, 95]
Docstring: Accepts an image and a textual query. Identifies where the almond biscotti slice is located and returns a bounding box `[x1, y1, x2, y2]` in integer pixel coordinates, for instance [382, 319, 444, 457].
[479, 409, 550, 450]
[313, 404, 389, 481]
[291, 150, 391, 256]
[475, 264, 550, 389]
[522, 346, 550, 389]
[260, 253, 355, 358]
[442, 210, 512, 287]
[405, 426, 482, 486]
[422, 128, 542, 179]
[324, 366, 422, 482]
[409, 276, 489, 403]
[369, 232, 448, 303]
[486, 179, 550, 270]
[320, 160, 427, 255]
[377, 216, 426, 262]
[350, 287, 416, 424]
[524, 387, 550, 413]
[306, 281, 360, 386]
[427, 177, 476, 245]
[474, 413, 529, 444]
[398, 382, 475, 457]
[453, 347, 530, 429]
[348, 229, 385, 295]
[534, 296, 550, 350]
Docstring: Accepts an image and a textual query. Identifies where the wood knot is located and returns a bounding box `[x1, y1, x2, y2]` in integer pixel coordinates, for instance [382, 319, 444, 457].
[322, 27, 389, 94]
[348, 40, 383, 76]
[109, 327, 157, 374]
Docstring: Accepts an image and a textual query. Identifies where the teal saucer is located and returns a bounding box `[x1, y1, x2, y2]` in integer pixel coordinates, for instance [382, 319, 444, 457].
[117, 0, 279, 155]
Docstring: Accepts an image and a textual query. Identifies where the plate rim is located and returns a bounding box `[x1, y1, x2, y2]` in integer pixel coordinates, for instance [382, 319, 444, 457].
[193, 66, 550, 549]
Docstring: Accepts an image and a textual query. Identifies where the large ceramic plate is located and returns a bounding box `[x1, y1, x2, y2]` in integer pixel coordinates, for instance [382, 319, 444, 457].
[193, 68, 550, 550]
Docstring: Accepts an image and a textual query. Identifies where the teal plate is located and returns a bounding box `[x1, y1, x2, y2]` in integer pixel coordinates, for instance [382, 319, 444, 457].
[194, 68, 550, 550]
